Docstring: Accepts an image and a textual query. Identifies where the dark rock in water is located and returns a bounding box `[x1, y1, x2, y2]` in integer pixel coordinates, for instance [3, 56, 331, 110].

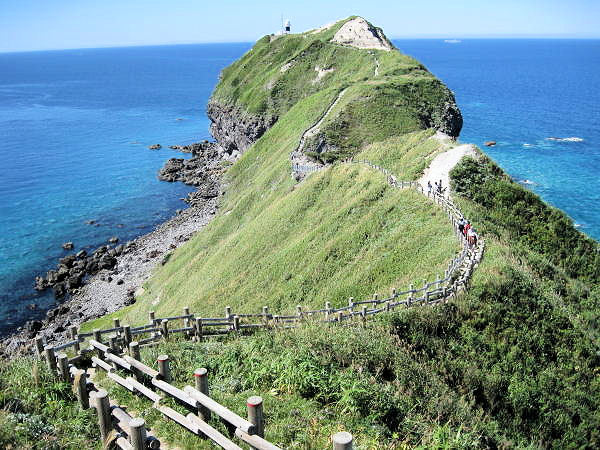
[108, 236, 119, 244]
[76, 250, 87, 259]
[59, 254, 76, 268]
[85, 219, 96, 225]
[94, 246, 108, 257]
[62, 242, 74, 250]
[27, 303, 38, 311]
[484, 141, 496, 147]
[47, 269, 58, 284]
[53, 282, 66, 298]
[148, 144, 162, 150]
[34, 276, 48, 291]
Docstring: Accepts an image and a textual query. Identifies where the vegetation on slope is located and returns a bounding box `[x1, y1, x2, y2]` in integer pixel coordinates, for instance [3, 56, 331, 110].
[211, 16, 461, 162]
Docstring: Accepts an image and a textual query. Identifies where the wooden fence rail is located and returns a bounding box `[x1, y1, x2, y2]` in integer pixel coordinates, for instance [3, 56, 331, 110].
[35, 159, 483, 448]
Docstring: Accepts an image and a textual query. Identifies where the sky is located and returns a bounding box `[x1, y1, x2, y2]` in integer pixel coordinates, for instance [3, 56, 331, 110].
[1, 0, 599, 52]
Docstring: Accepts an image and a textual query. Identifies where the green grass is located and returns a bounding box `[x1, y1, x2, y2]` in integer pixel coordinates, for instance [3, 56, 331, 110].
[0, 357, 98, 449]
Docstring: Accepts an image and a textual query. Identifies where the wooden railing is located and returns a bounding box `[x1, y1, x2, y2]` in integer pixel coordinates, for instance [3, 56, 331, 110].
[35, 160, 483, 449]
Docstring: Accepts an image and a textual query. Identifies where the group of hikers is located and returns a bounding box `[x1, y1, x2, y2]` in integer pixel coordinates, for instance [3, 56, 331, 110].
[458, 217, 478, 246]
[427, 179, 446, 196]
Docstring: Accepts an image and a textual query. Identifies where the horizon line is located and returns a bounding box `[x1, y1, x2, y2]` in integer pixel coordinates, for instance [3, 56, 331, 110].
[2, 35, 599, 54]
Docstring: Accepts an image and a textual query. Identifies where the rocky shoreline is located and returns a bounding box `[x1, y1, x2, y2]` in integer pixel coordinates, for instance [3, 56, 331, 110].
[0, 140, 234, 357]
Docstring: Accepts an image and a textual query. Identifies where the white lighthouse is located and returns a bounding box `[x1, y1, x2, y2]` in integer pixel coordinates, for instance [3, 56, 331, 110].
[284, 19, 291, 34]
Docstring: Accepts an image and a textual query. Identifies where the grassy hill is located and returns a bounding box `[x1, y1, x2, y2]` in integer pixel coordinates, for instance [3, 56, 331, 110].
[2, 16, 599, 449]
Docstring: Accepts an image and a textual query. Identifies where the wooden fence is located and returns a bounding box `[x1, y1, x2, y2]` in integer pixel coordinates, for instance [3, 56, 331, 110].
[35, 160, 483, 448]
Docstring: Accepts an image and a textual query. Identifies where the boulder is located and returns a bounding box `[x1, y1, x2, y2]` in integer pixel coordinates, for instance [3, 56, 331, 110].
[148, 144, 162, 150]
[52, 282, 66, 298]
[59, 254, 77, 268]
[76, 250, 87, 259]
[484, 141, 496, 147]
[108, 236, 119, 244]
[62, 242, 74, 250]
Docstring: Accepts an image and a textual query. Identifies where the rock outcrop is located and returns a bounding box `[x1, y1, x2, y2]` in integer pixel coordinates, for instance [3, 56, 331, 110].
[206, 102, 275, 157]
[331, 17, 395, 51]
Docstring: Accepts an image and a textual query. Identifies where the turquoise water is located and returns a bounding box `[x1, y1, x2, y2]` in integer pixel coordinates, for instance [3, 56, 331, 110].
[0, 40, 598, 334]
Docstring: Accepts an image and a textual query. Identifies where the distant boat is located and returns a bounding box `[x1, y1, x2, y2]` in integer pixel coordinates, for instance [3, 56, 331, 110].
[444, 39, 461, 44]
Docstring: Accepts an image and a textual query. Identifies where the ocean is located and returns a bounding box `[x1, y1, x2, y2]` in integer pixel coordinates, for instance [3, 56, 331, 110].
[0, 39, 598, 335]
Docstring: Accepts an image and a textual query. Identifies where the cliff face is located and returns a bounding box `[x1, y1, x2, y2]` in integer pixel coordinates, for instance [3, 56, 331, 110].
[207, 16, 462, 160]
[206, 102, 275, 157]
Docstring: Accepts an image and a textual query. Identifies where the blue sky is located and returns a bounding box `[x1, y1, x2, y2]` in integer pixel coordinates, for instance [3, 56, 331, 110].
[1, 0, 599, 52]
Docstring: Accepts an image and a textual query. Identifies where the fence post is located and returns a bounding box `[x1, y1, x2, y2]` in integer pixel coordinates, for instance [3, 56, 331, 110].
[160, 319, 169, 341]
[70, 325, 80, 354]
[74, 368, 89, 409]
[408, 284, 414, 307]
[373, 293, 378, 303]
[92, 389, 111, 443]
[35, 336, 45, 358]
[325, 302, 332, 321]
[262, 306, 270, 327]
[332, 431, 353, 450]
[93, 329, 102, 344]
[44, 345, 57, 374]
[247, 396, 264, 437]
[194, 317, 203, 341]
[129, 341, 143, 381]
[386, 300, 391, 312]
[233, 315, 240, 331]
[57, 352, 69, 382]
[337, 311, 343, 323]
[391, 288, 396, 298]
[225, 306, 232, 320]
[361, 306, 367, 325]
[296, 305, 303, 320]
[113, 318, 121, 333]
[123, 325, 132, 346]
[149, 311, 155, 325]
[129, 417, 147, 450]
[109, 335, 119, 355]
[157, 355, 170, 382]
[183, 307, 191, 338]
[194, 368, 211, 421]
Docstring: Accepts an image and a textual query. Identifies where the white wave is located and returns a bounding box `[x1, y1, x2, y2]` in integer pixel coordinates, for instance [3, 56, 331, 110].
[519, 179, 537, 186]
[444, 39, 461, 44]
[522, 143, 533, 147]
[545, 137, 584, 142]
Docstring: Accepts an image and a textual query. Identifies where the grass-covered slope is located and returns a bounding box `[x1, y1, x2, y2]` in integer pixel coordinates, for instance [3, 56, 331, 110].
[210, 16, 461, 160]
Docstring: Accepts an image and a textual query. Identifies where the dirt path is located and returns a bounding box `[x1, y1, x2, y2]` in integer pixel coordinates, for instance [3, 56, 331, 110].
[419, 142, 477, 197]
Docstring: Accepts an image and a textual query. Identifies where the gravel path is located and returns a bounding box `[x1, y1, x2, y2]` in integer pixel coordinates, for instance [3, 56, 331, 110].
[419, 138, 477, 197]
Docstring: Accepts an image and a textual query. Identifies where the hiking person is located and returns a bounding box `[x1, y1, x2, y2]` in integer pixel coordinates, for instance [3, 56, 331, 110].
[463, 222, 471, 237]
[458, 217, 467, 234]
[427, 180, 432, 195]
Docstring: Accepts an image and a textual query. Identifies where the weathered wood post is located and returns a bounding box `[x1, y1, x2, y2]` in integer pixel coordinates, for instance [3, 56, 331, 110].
[262, 306, 270, 327]
[149, 311, 155, 325]
[386, 300, 391, 312]
[129, 341, 143, 382]
[373, 293, 378, 303]
[74, 368, 89, 409]
[225, 306, 232, 320]
[129, 417, 147, 450]
[92, 389, 111, 443]
[246, 396, 264, 437]
[337, 311, 343, 323]
[233, 315, 240, 331]
[44, 345, 57, 374]
[123, 325, 132, 346]
[361, 306, 367, 325]
[332, 431, 353, 449]
[160, 319, 169, 341]
[325, 302, 332, 321]
[193, 368, 211, 421]
[35, 336, 45, 358]
[296, 305, 303, 321]
[113, 318, 121, 335]
[70, 325, 80, 354]
[408, 284, 414, 306]
[347, 298, 354, 318]
[109, 335, 119, 355]
[183, 307, 191, 338]
[157, 355, 170, 382]
[57, 352, 70, 382]
[194, 317, 203, 341]
[391, 288, 396, 298]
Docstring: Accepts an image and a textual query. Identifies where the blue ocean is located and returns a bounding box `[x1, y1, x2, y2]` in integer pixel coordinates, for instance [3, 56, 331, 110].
[0, 40, 598, 335]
